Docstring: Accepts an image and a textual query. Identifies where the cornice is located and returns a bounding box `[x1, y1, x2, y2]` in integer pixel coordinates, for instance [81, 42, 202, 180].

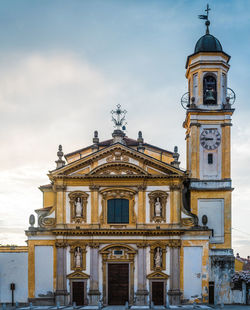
[52, 229, 185, 237]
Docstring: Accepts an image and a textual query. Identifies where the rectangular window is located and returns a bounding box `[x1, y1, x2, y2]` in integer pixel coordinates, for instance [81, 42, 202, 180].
[107, 199, 129, 224]
[208, 153, 213, 164]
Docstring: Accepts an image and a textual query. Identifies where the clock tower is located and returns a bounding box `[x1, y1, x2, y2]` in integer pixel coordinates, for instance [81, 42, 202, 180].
[183, 7, 235, 303]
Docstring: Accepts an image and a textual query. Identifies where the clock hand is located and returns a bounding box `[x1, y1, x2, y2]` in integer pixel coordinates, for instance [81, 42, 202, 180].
[204, 138, 213, 140]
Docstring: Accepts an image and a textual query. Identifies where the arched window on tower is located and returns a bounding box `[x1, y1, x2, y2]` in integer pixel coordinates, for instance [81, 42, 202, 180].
[203, 75, 217, 105]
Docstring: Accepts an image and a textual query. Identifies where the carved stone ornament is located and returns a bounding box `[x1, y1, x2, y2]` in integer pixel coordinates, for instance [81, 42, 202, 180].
[150, 243, 166, 271]
[35, 207, 56, 228]
[148, 191, 168, 223]
[69, 191, 89, 223]
[99, 244, 137, 262]
[100, 188, 137, 225]
[70, 245, 87, 271]
[106, 150, 129, 163]
[89, 162, 147, 176]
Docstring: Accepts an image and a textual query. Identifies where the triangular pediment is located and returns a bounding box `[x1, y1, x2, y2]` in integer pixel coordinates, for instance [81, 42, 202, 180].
[147, 271, 169, 279]
[50, 143, 185, 178]
[67, 270, 90, 279]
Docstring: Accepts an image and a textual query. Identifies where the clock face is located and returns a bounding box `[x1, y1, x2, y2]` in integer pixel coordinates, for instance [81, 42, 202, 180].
[200, 129, 221, 150]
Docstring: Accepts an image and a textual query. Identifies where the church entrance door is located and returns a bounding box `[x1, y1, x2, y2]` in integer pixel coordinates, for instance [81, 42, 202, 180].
[72, 281, 85, 305]
[152, 281, 164, 305]
[108, 263, 129, 305]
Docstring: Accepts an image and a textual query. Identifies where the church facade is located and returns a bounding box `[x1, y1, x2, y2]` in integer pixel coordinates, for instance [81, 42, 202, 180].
[0, 12, 237, 307]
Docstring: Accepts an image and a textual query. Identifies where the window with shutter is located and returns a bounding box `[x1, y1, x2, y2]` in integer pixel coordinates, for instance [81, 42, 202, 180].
[107, 199, 129, 223]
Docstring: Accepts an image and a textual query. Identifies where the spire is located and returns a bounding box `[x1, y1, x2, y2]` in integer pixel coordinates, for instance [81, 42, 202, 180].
[111, 104, 127, 145]
[55, 145, 65, 169]
[198, 4, 211, 35]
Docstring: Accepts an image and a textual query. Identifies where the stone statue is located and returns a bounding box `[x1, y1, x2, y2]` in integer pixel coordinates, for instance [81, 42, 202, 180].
[154, 197, 162, 217]
[75, 247, 82, 268]
[154, 247, 162, 268]
[75, 197, 82, 217]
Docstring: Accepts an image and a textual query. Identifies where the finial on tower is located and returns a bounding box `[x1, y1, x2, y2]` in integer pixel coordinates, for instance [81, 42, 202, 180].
[198, 4, 211, 34]
[111, 104, 127, 145]
[92, 130, 99, 152]
[137, 131, 145, 152]
[171, 146, 180, 168]
[55, 144, 65, 168]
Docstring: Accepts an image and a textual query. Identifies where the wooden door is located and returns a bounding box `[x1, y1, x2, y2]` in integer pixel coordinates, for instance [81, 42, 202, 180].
[72, 281, 85, 305]
[152, 281, 164, 305]
[209, 281, 214, 304]
[108, 263, 129, 305]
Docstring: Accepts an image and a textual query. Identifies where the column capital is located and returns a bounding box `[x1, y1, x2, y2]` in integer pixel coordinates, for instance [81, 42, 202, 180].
[168, 240, 181, 248]
[190, 122, 201, 127]
[137, 185, 147, 191]
[89, 185, 100, 191]
[221, 123, 233, 127]
[170, 185, 182, 191]
[55, 241, 68, 248]
[54, 185, 67, 192]
[89, 242, 100, 248]
[136, 242, 148, 248]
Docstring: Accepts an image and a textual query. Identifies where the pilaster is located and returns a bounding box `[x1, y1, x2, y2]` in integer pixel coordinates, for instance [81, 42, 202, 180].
[55, 183, 66, 228]
[137, 185, 146, 223]
[88, 243, 101, 305]
[55, 241, 68, 305]
[135, 243, 148, 305]
[170, 185, 181, 225]
[168, 246, 182, 305]
[90, 186, 100, 224]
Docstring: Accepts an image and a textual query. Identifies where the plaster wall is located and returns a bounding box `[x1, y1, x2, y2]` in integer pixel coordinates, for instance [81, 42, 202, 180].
[35, 246, 53, 297]
[0, 252, 28, 303]
[183, 246, 202, 300]
[198, 199, 224, 243]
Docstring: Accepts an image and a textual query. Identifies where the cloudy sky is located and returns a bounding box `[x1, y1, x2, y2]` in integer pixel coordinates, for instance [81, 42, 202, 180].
[0, 0, 249, 256]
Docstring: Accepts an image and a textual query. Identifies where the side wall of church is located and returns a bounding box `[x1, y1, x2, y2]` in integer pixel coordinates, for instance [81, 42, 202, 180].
[35, 246, 54, 297]
[0, 252, 28, 303]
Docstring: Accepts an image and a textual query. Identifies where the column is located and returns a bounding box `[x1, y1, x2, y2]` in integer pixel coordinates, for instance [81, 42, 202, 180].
[88, 243, 101, 305]
[168, 246, 181, 305]
[135, 244, 148, 305]
[55, 241, 68, 305]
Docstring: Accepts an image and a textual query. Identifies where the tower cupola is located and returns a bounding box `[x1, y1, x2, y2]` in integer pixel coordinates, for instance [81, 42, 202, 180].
[184, 5, 234, 110]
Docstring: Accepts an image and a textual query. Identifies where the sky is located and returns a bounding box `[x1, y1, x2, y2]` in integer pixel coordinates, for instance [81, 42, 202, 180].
[0, 0, 249, 257]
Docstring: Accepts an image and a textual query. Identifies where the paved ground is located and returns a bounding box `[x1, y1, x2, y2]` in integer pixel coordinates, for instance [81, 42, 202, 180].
[2, 305, 250, 310]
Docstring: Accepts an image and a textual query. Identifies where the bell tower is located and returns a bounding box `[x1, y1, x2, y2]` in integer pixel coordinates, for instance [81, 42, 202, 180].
[182, 6, 235, 248]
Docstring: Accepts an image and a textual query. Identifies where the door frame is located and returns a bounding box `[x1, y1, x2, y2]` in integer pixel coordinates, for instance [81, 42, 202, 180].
[100, 244, 136, 305]
[150, 280, 165, 306]
[147, 271, 169, 307]
[70, 279, 88, 305]
[107, 262, 130, 305]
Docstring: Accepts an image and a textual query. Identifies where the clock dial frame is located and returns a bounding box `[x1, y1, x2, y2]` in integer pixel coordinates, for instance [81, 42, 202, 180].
[200, 129, 221, 150]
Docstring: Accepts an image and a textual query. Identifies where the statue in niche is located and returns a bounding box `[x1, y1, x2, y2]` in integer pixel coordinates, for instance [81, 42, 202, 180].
[154, 247, 162, 268]
[154, 197, 162, 217]
[75, 197, 82, 217]
[74, 247, 82, 268]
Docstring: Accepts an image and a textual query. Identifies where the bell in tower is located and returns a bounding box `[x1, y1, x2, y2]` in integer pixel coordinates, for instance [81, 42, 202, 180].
[203, 75, 217, 105]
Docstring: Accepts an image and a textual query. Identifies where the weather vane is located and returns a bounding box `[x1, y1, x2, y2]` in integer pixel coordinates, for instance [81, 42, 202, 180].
[111, 104, 127, 131]
[198, 4, 211, 34]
